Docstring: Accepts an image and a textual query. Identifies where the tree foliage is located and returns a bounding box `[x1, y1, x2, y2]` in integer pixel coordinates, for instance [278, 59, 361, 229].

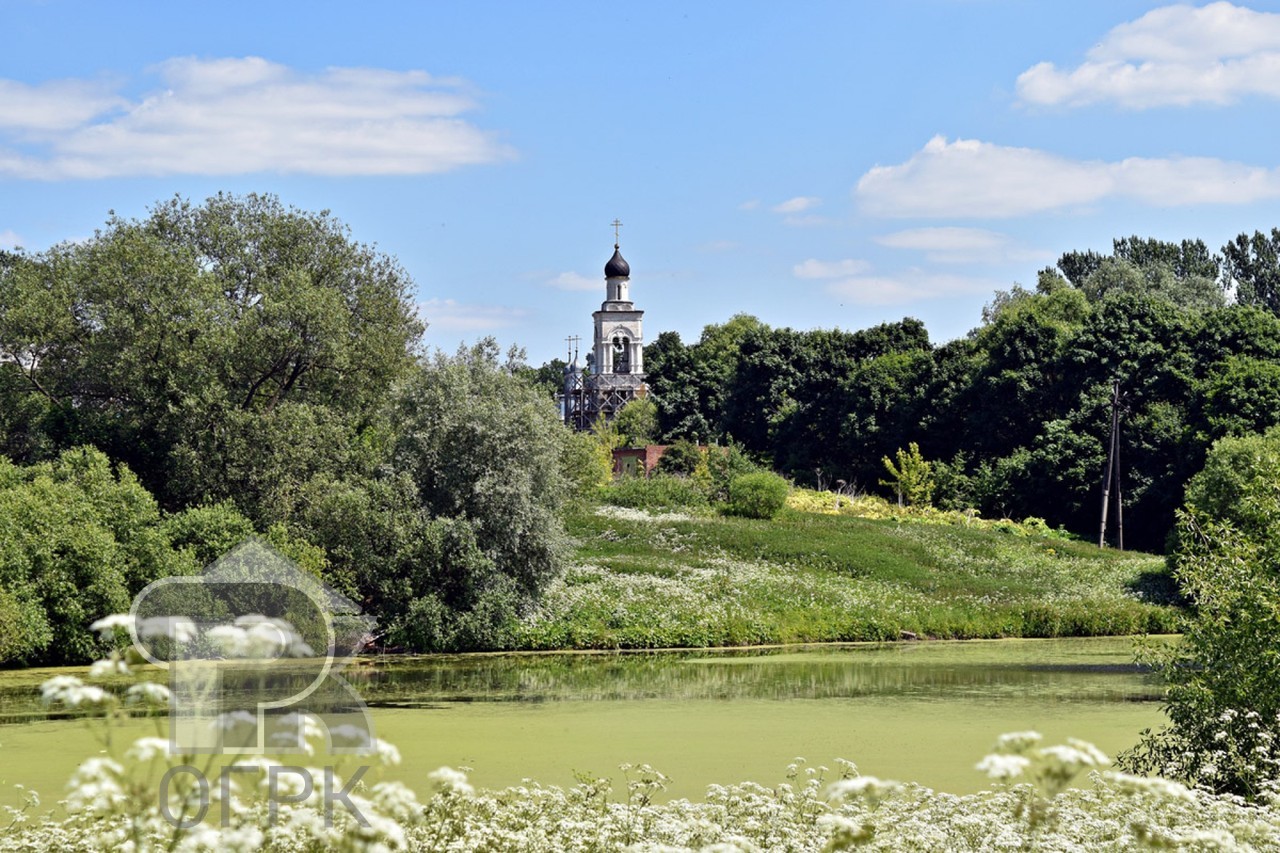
[639, 231, 1280, 548]
[880, 443, 934, 508]
[0, 448, 277, 665]
[389, 340, 571, 614]
[612, 397, 658, 447]
[1223, 228, 1280, 315]
[655, 438, 703, 477]
[1123, 427, 1280, 798]
[0, 193, 423, 522]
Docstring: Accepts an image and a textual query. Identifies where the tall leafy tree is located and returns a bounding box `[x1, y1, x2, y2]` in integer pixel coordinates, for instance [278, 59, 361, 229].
[391, 339, 570, 604]
[0, 193, 423, 520]
[1223, 228, 1280, 315]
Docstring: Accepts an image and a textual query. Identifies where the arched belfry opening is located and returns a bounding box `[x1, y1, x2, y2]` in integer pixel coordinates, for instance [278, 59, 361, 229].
[561, 221, 648, 430]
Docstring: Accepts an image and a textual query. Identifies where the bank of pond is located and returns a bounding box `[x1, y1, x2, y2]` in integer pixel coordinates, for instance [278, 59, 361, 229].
[0, 636, 1169, 811]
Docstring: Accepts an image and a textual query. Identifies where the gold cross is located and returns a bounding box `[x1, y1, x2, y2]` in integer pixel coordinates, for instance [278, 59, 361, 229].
[611, 219, 623, 245]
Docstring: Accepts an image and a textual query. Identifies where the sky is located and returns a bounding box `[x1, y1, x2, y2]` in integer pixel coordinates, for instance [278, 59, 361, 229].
[4, 1, 1280, 364]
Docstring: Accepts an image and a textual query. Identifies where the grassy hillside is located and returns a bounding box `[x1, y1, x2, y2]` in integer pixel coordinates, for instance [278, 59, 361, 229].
[515, 503, 1182, 649]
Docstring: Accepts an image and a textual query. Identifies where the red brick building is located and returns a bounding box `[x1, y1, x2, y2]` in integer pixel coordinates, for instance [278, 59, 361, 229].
[612, 445, 670, 477]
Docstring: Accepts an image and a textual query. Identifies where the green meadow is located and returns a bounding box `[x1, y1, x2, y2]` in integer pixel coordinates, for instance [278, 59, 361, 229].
[516, 503, 1181, 650]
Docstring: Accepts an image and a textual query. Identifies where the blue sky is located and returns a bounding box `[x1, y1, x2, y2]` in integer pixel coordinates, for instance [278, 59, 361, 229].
[4, 1, 1280, 364]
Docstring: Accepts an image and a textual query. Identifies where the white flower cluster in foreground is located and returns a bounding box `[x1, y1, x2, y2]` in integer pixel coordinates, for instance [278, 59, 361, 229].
[7, 717, 1280, 850]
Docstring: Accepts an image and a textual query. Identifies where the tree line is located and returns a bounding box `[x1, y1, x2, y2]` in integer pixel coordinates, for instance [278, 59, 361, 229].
[639, 232, 1280, 552]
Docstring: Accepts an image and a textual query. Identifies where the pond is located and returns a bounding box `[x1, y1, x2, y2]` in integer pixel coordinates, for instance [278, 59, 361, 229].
[0, 636, 1169, 806]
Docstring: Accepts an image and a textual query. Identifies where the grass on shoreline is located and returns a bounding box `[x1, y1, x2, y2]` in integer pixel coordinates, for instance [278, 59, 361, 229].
[515, 503, 1182, 650]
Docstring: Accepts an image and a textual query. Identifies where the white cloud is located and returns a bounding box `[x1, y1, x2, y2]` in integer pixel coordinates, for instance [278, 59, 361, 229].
[772, 196, 821, 214]
[0, 230, 21, 250]
[793, 258, 870, 279]
[0, 79, 126, 133]
[738, 199, 761, 210]
[825, 270, 1001, 306]
[1017, 2, 1280, 108]
[0, 56, 513, 179]
[794, 256, 994, 306]
[875, 227, 1051, 265]
[546, 271, 599, 291]
[856, 135, 1280, 218]
[419, 299, 528, 332]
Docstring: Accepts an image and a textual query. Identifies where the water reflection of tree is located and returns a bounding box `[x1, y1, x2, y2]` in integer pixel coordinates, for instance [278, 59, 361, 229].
[358, 648, 1160, 707]
[4, 645, 1161, 723]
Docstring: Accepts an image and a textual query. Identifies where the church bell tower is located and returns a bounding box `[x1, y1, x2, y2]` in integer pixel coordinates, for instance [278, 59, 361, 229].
[562, 221, 647, 429]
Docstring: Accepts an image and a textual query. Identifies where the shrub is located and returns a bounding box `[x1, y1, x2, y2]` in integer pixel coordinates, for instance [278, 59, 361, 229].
[599, 473, 709, 511]
[655, 439, 703, 477]
[0, 447, 190, 665]
[705, 442, 761, 503]
[724, 471, 790, 519]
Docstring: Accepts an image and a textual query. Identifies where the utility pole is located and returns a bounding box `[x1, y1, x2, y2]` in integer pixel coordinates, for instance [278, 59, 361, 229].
[1098, 379, 1125, 549]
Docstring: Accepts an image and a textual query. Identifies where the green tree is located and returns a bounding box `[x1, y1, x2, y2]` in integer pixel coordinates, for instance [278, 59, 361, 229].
[1195, 356, 1280, 440]
[880, 443, 934, 508]
[1057, 236, 1222, 309]
[0, 193, 423, 522]
[391, 339, 570, 605]
[644, 316, 769, 442]
[560, 428, 613, 498]
[1223, 228, 1280, 315]
[1079, 257, 1222, 311]
[0, 448, 192, 665]
[724, 471, 790, 519]
[656, 438, 703, 477]
[612, 397, 658, 447]
[516, 358, 568, 398]
[704, 442, 761, 503]
[1122, 426, 1280, 798]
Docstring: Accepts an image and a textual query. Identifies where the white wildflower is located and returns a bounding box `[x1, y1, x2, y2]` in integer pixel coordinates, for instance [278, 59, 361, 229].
[827, 775, 902, 802]
[88, 614, 134, 637]
[206, 625, 249, 657]
[88, 657, 130, 678]
[1103, 771, 1195, 801]
[1038, 741, 1110, 775]
[126, 736, 171, 763]
[137, 615, 197, 644]
[374, 738, 402, 766]
[40, 676, 112, 708]
[125, 681, 170, 705]
[976, 753, 1031, 780]
[244, 621, 288, 658]
[370, 780, 423, 823]
[39, 675, 84, 705]
[427, 766, 474, 797]
[994, 731, 1043, 754]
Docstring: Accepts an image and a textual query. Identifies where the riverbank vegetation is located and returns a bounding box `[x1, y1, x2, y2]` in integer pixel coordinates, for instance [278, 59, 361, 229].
[516, 502, 1177, 650]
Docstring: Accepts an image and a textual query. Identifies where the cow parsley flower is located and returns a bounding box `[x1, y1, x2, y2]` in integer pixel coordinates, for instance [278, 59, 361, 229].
[976, 753, 1031, 780]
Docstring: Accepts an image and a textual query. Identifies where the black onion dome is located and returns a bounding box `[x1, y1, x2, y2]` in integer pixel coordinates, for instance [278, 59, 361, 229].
[605, 246, 630, 278]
